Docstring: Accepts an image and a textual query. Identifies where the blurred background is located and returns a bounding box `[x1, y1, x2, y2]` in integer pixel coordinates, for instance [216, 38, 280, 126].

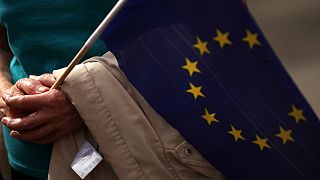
[247, 0, 320, 117]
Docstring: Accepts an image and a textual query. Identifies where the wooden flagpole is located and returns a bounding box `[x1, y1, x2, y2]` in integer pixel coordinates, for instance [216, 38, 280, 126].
[50, 0, 128, 90]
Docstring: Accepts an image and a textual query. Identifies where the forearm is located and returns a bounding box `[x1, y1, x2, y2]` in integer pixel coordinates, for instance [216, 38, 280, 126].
[0, 26, 13, 106]
[0, 27, 13, 179]
[0, 49, 13, 88]
[0, 26, 13, 86]
[0, 49, 13, 106]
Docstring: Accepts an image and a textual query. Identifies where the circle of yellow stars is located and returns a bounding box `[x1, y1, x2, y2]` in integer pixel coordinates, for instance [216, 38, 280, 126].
[183, 28, 307, 152]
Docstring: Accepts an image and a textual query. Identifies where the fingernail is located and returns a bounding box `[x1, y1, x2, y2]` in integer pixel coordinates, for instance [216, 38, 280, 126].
[1, 117, 10, 124]
[10, 130, 20, 137]
[29, 75, 38, 79]
[37, 86, 49, 93]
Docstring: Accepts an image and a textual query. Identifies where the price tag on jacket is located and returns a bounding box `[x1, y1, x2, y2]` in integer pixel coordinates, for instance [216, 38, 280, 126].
[71, 140, 103, 179]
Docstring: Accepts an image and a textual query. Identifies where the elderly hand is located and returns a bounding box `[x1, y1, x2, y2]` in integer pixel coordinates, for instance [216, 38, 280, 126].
[1, 74, 84, 144]
[1, 78, 49, 119]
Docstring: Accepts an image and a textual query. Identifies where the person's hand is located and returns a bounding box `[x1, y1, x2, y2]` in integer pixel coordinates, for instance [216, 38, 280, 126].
[1, 81, 26, 119]
[1, 78, 48, 119]
[0, 83, 14, 119]
[1, 74, 84, 144]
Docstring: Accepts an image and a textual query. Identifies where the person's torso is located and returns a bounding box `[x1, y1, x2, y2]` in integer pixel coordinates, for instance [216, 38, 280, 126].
[0, 0, 116, 179]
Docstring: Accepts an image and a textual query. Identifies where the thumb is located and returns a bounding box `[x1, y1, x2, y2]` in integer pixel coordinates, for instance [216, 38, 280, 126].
[15, 78, 49, 95]
[30, 74, 56, 87]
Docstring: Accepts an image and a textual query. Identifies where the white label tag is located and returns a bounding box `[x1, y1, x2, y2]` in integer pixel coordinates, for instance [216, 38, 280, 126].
[71, 140, 103, 179]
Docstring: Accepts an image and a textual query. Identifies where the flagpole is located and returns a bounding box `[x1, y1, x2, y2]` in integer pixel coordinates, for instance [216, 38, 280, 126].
[50, 0, 128, 90]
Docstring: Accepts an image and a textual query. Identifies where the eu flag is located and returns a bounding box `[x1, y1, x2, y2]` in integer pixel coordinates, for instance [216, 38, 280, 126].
[101, 0, 320, 179]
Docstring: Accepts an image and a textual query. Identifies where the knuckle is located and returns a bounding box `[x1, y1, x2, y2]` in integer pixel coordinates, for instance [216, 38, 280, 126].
[16, 78, 26, 85]
[43, 73, 53, 79]
[2, 88, 11, 96]
[40, 74, 49, 81]
[52, 90, 67, 104]
[18, 78, 39, 94]
[41, 73, 55, 84]
[17, 78, 30, 88]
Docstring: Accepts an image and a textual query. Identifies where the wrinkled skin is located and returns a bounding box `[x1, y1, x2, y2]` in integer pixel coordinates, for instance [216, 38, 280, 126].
[1, 74, 84, 144]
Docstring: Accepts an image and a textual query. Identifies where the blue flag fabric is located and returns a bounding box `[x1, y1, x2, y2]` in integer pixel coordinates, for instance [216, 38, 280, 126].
[101, 0, 320, 179]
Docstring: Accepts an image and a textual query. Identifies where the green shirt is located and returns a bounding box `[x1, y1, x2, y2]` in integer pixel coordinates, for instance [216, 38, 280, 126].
[0, 0, 116, 179]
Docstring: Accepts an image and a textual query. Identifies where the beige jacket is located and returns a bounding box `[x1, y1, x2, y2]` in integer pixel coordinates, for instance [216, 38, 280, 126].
[49, 52, 226, 180]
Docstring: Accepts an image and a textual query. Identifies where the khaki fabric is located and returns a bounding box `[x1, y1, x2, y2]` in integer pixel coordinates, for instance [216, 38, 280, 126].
[50, 52, 226, 180]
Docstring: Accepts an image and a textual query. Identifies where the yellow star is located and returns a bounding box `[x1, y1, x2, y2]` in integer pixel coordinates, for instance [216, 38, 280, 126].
[288, 105, 307, 124]
[275, 126, 295, 145]
[252, 134, 271, 151]
[213, 29, 232, 49]
[228, 125, 245, 142]
[186, 83, 205, 100]
[201, 108, 219, 125]
[242, 29, 261, 49]
[193, 37, 211, 56]
[182, 58, 201, 76]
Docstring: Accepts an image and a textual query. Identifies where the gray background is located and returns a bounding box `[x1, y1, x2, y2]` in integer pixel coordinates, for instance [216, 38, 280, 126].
[247, 0, 320, 117]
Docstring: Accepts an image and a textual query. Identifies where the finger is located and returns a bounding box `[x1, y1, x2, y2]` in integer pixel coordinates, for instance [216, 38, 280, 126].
[31, 74, 56, 87]
[1, 116, 13, 126]
[4, 108, 32, 118]
[0, 99, 6, 108]
[29, 75, 39, 80]
[3, 94, 43, 109]
[0, 109, 4, 119]
[2, 89, 60, 109]
[10, 122, 55, 141]
[32, 131, 63, 144]
[1, 86, 24, 101]
[0, 107, 10, 118]
[2, 112, 48, 131]
[15, 78, 49, 95]
[33, 116, 84, 144]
